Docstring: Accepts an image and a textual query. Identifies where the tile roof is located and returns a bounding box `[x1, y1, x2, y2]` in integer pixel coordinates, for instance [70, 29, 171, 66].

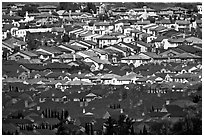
[88, 57, 111, 64]
[66, 80, 95, 85]
[136, 20, 150, 25]
[119, 42, 140, 50]
[136, 41, 151, 48]
[4, 37, 27, 45]
[37, 46, 62, 54]
[20, 50, 39, 57]
[185, 36, 202, 44]
[122, 54, 150, 60]
[96, 35, 118, 40]
[175, 20, 190, 25]
[155, 19, 171, 24]
[153, 36, 168, 42]
[94, 22, 111, 26]
[55, 53, 82, 59]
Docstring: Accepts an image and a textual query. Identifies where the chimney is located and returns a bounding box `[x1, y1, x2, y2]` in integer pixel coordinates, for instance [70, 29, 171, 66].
[41, 113, 44, 118]
[83, 108, 86, 114]
[37, 106, 40, 111]
[78, 70, 81, 75]
[49, 10, 52, 15]
[25, 100, 28, 108]
[143, 6, 147, 13]
[166, 100, 170, 105]
[69, 10, 72, 18]
[120, 109, 124, 114]
[9, 10, 12, 16]
[73, 54, 76, 61]
[182, 33, 185, 38]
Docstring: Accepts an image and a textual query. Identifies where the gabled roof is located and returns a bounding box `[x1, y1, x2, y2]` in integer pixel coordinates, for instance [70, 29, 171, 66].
[97, 35, 118, 40]
[106, 44, 127, 53]
[155, 19, 171, 24]
[122, 54, 150, 60]
[2, 15, 23, 20]
[136, 20, 150, 25]
[185, 36, 202, 44]
[91, 48, 108, 55]
[140, 52, 162, 59]
[87, 57, 111, 65]
[175, 20, 190, 25]
[174, 53, 201, 59]
[78, 50, 98, 57]
[2, 41, 16, 49]
[37, 5, 57, 9]
[94, 22, 111, 26]
[150, 25, 167, 32]
[168, 37, 188, 43]
[4, 37, 27, 46]
[119, 42, 140, 50]
[82, 40, 97, 46]
[20, 50, 39, 57]
[136, 41, 151, 48]
[2, 23, 14, 31]
[36, 46, 62, 54]
[152, 35, 168, 42]
[55, 53, 82, 59]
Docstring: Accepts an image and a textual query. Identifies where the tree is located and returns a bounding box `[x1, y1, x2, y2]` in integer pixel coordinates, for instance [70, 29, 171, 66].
[57, 2, 80, 12]
[83, 3, 97, 14]
[147, 16, 155, 23]
[2, 48, 9, 60]
[62, 34, 70, 43]
[17, 4, 39, 17]
[105, 117, 116, 135]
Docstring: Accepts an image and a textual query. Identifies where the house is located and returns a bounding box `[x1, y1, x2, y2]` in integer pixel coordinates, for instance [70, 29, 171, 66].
[142, 24, 158, 34]
[4, 37, 27, 51]
[121, 54, 151, 67]
[93, 22, 114, 35]
[185, 36, 202, 45]
[84, 57, 111, 71]
[105, 44, 127, 57]
[96, 35, 118, 48]
[114, 20, 129, 32]
[155, 19, 172, 28]
[8, 50, 38, 60]
[152, 36, 169, 49]
[89, 48, 109, 60]
[117, 72, 143, 84]
[100, 74, 121, 85]
[52, 53, 82, 63]
[36, 47, 62, 58]
[118, 42, 140, 55]
[70, 40, 92, 50]
[133, 41, 151, 52]
[122, 36, 135, 43]
[175, 20, 190, 32]
[121, 26, 134, 36]
[37, 5, 57, 13]
[149, 25, 167, 36]
[135, 20, 151, 31]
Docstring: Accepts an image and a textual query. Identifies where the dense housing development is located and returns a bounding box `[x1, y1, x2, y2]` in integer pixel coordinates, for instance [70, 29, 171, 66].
[2, 2, 202, 135]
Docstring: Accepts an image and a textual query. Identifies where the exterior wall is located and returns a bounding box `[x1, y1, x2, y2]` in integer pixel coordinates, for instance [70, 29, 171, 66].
[84, 58, 100, 70]
[2, 31, 7, 40]
[123, 37, 134, 43]
[121, 59, 142, 67]
[98, 39, 118, 48]
[163, 39, 178, 49]
[16, 29, 26, 38]
[115, 23, 123, 32]
[137, 44, 148, 52]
